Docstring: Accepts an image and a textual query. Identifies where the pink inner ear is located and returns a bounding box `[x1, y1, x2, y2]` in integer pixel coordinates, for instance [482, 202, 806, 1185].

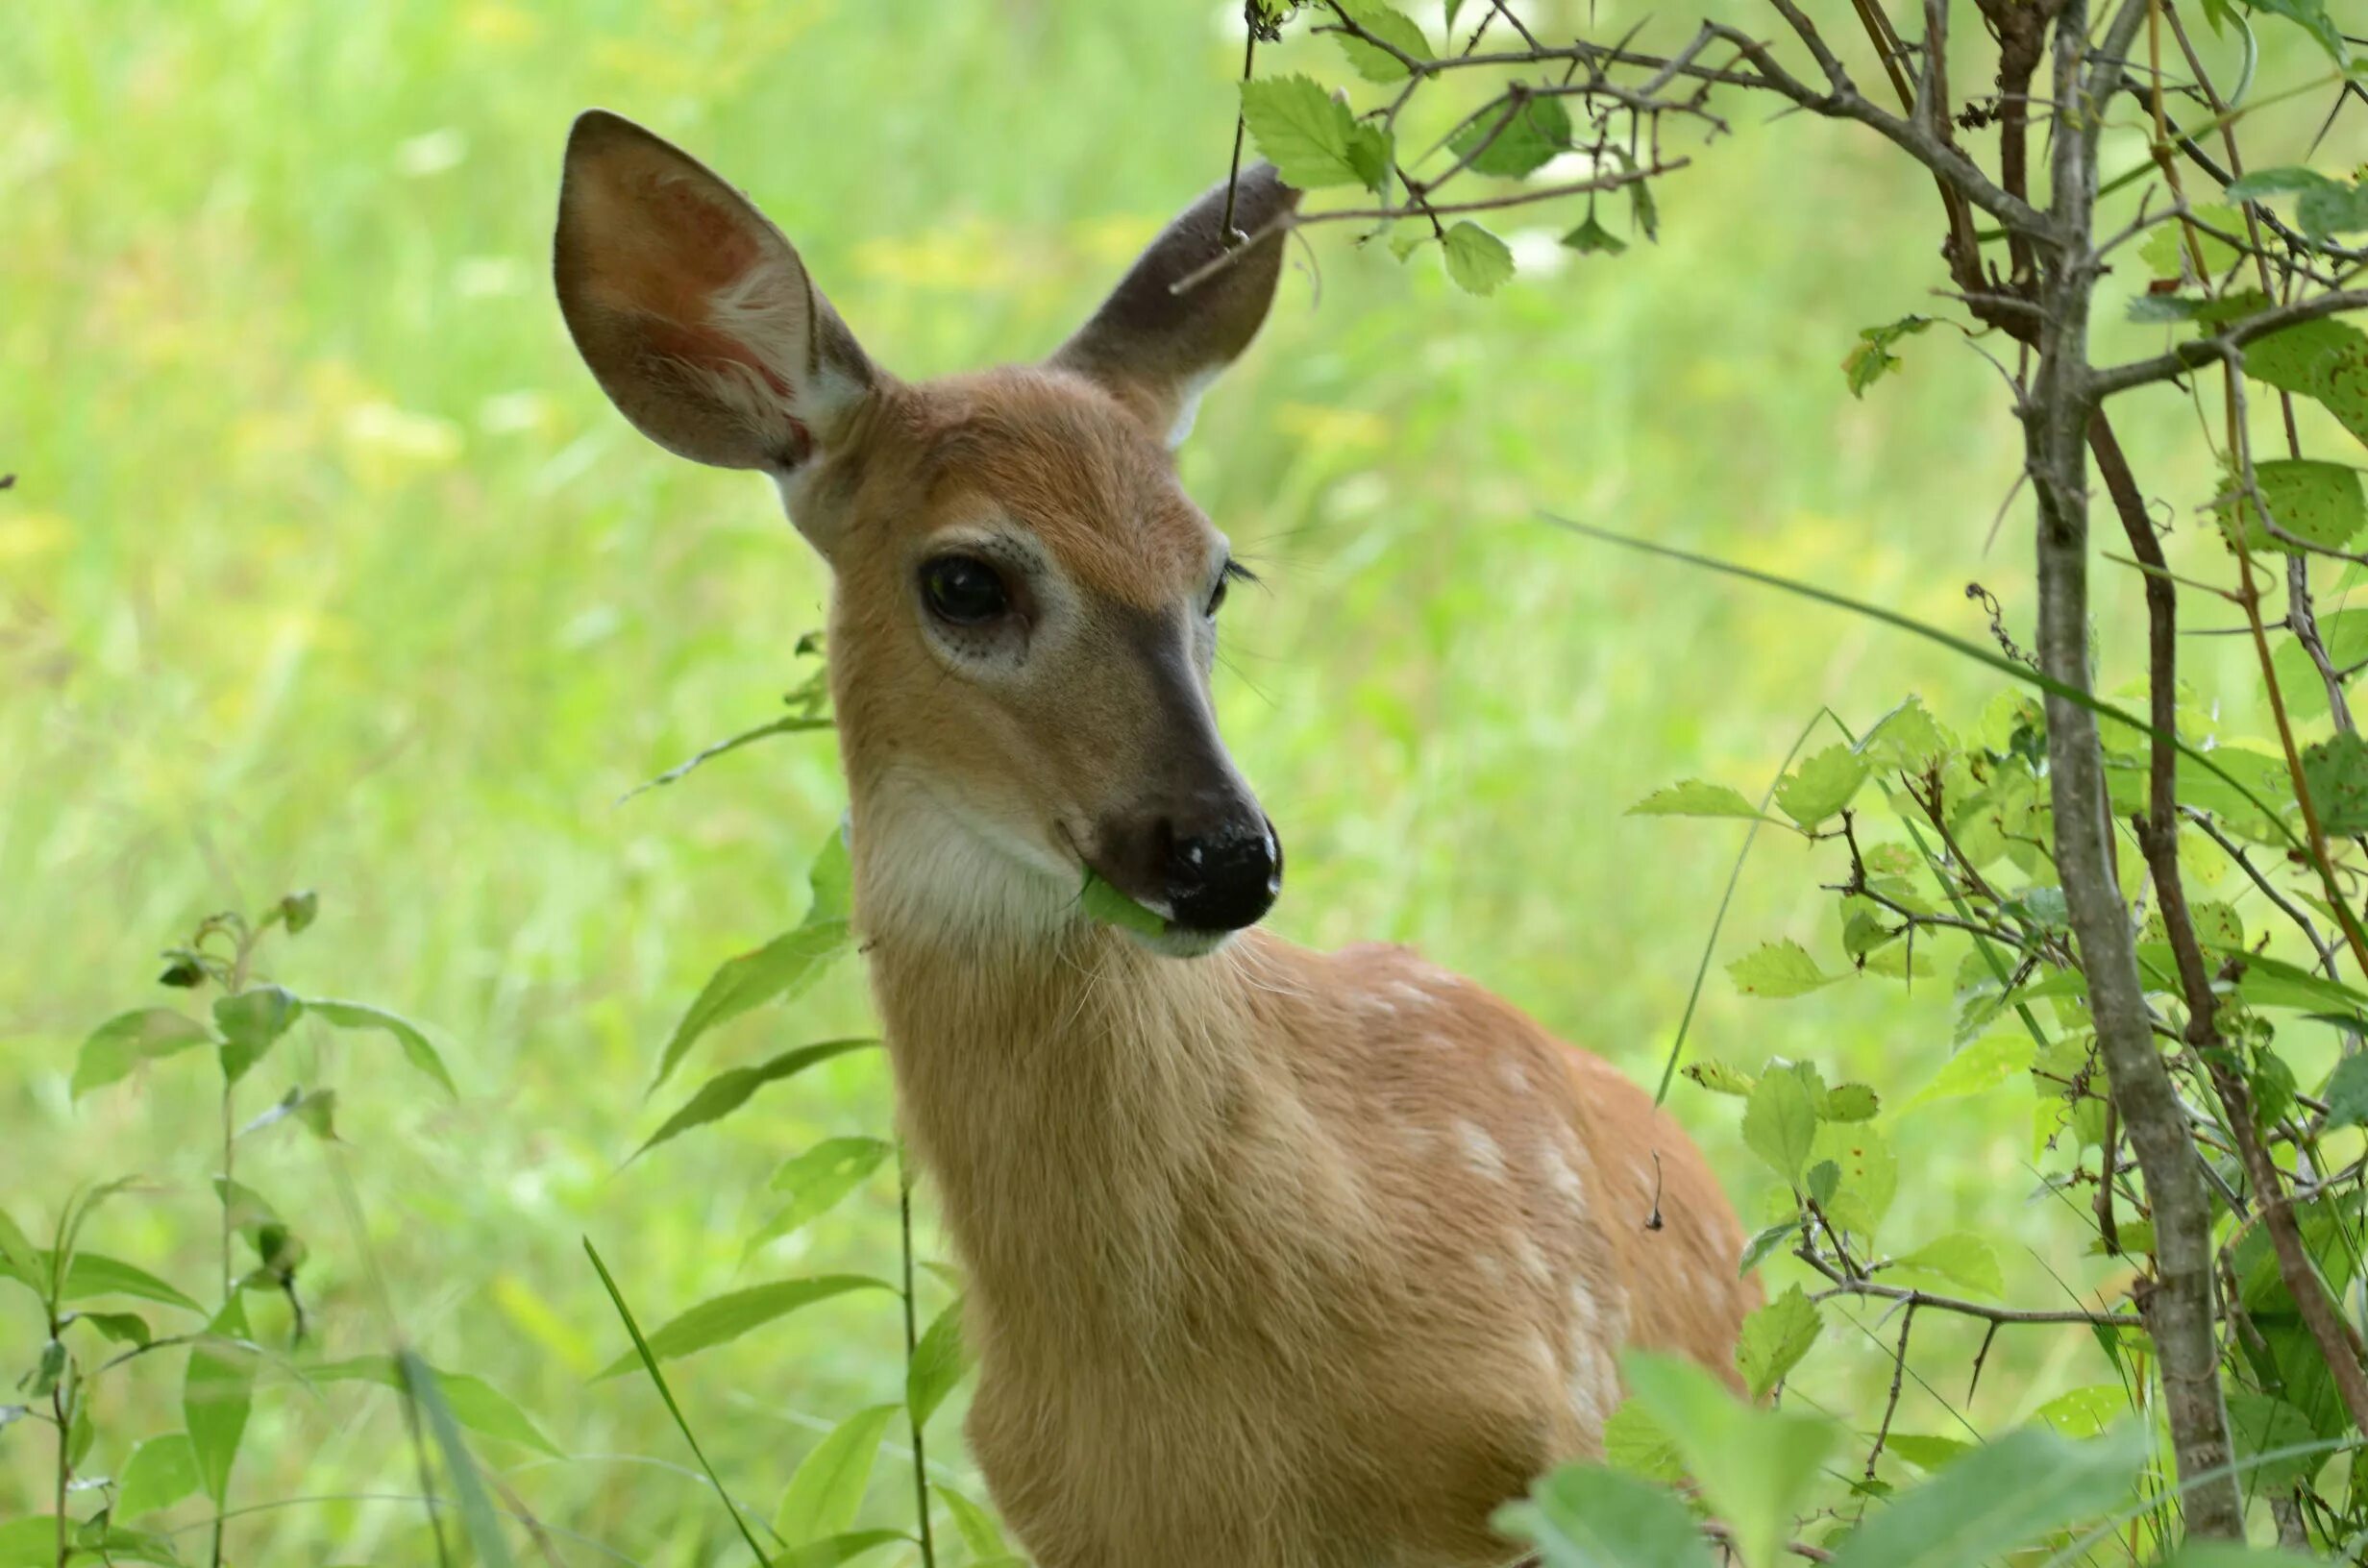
[639, 317, 796, 401]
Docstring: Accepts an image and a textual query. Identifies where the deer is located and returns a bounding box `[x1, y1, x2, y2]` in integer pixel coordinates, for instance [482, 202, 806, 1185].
[554, 110, 1755, 1568]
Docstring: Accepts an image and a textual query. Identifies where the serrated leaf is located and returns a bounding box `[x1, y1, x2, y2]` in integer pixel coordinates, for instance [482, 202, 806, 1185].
[2302, 729, 2368, 834]
[906, 1298, 970, 1431]
[185, 1298, 254, 1503]
[1330, 0, 1430, 82]
[2219, 457, 2367, 555]
[1728, 941, 1836, 999]
[1682, 1060, 1756, 1096]
[636, 1039, 877, 1160]
[1737, 1285, 1823, 1399]
[1600, 1401, 1684, 1482]
[594, 1275, 896, 1379]
[2324, 1053, 2368, 1127]
[1441, 221, 1513, 295]
[1887, 1233, 2005, 1297]
[1843, 316, 1934, 398]
[302, 998, 456, 1097]
[1774, 745, 1868, 827]
[1494, 1460, 1716, 1568]
[776, 1403, 898, 1543]
[72, 1010, 214, 1099]
[308, 1356, 562, 1456]
[1814, 1121, 1897, 1237]
[212, 986, 301, 1085]
[1239, 74, 1369, 189]
[2246, 315, 2368, 450]
[1905, 1034, 2033, 1112]
[1622, 1351, 1838, 1568]
[115, 1432, 201, 1519]
[1742, 1065, 1819, 1180]
[1858, 695, 1954, 772]
[1806, 1159, 1840, 1208]
[1626, 780, 1765, 821]
[1738, 1219, 1800, 1276]
[1820, 1083, 1880, 1121]
[1559, 212, 1627, 256]
[2224, 1389, 2331, 1493]
[1826, 1422, 2150, 1568]
[1447, 94, 1570, 178]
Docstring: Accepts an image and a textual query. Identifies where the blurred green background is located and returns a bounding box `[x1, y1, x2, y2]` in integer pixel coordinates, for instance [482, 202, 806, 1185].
[2, 0, 2338, 1560]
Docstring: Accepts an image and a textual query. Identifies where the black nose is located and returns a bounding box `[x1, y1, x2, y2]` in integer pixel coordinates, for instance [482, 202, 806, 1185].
[1166, 816, 1282, 932]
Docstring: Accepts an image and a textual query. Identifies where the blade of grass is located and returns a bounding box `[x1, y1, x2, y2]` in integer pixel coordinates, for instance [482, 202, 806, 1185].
[1652, 707, 1827, 1105]
[400, 1351, 518, 1568]
[1542, 514, 2306, 853]
[583, 1237, 774, 1568]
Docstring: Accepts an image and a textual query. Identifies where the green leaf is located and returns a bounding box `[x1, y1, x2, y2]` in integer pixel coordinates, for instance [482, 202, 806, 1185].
[1742, 1065, 1819, 1180]
[1805, 1159, 1840, 1209]
[211, 986, 301, 1084]
[776, 1531, 906, 1568]
[1600, 1401, 1684, 1482]
[1682, 1060, 1757, 1096]
[1621, 1350, 1838, 1568]
[1441, 222, 1514, 295]
[401, 1350, 518, 1568]
[115, 1433, 202, 1519]
[301, 998, 457, 1097]
[71, 1310, 152, 1348]
[1886, 1234, 2004, 1298]
[635, 1039, 878, 1160]
[2224, 1388, 2332, 1492]
[56, 1252, 203, 1313]
[1494, 1460, 1716, 1568]
[2033, 1384, 2127, 1438]
[2229, 0, 2348, 63]
[1728, 942, 1837, 1000]
[1080, 870, 1167, 937]
[1813, 1120, 1897, 1237]
[308, 1356, 563, 1456]
[2246, 315, 2368, 451]
[1738, 1219, 1799, 1277]
[1736, 1285, 1823, 1399]
[71, 1010, 214, 1098]
[2303, 730, 2368, 835]
[1858, 695, 1955, 772]
[1447, 94, 1571, 179]
[1774, 745, 1867, 827]
[748, 1137, 895, 1256]
[1239, 74, 1369, 189]
[2323, 1053, 2368, 1128]
[2272, 605, 2368, 719]
[1330, 0, 1429, 82]
[653, 919, 853, 1091]
[1627, 780, 1766, 821]
[2158, 1545, 2324, 1568]
[1560, 213, 1628, 257]
[1820, 1083, 1880, 1122]
[1842, 316, 1934, 398]
[906, 1298, 971, 1431]
[184, 1297, 255, 1503]
[1825, 1421, 2150, 1568]
[2139, 204, 2243, 281]
[934, 1485, 1008, 1559]
[776, 1403, 899, 1543]
[1881, 1433, 1973, 1472]
[2219, 458, 2368, 554]
[277, 889, 319, 934]
[594, 1275, 896, 1379]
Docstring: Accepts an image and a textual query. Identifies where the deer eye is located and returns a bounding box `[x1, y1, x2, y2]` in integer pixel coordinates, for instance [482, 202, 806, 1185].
[920, 554, 1011, 625]
[1206, 558, 1255, 618]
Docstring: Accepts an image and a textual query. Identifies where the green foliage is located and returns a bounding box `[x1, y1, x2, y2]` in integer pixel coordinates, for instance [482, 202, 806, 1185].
[1240, 74, 1391, 192]
[1735, 1285, 1822, 1399]
[1627, 780, 1766, 821]
[1495, 1461, 1715, 1568]
[1842, 316, 1934, 398]
[593, 1275, 896, 1380]
[1080, 869, 1168, 936]
[776, 1403, 900, 1543]
[1447, 94, 1571, 179]
[1441, 222, 1515, 295]
[1329, 0, 1430, 82]
[1624, 1351, 1836, 1568]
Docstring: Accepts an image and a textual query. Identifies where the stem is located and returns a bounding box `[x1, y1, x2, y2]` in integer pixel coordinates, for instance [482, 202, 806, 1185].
[52, 1350, 68, 1568]
[900, 1149, 938, 1568]
[2027, 0, 2243, 1536]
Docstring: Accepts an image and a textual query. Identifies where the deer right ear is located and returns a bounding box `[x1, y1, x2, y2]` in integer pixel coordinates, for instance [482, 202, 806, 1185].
[554, 110, 876, 484]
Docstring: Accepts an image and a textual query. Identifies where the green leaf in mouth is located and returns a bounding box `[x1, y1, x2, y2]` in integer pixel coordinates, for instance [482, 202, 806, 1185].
[1080, 870, 1170, 937]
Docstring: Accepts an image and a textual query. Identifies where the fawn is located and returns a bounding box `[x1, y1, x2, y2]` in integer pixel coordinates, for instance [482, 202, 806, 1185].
[555, 110, 1754, 1568]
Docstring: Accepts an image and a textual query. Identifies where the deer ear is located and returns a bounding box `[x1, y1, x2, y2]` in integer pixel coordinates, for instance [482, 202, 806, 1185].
[554, 110, 876, 476]
[1049, 163, 1299, 447]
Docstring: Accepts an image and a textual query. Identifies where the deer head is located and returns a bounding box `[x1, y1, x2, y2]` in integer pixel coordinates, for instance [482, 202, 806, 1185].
[555, 110, 1298, 956]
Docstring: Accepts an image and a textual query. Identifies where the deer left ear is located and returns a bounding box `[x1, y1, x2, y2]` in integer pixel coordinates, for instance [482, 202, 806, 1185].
[1049, 163, 1299, 447]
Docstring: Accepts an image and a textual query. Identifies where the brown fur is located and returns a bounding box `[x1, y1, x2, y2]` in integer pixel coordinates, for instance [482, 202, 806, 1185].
[554, 112, 1755, 1568]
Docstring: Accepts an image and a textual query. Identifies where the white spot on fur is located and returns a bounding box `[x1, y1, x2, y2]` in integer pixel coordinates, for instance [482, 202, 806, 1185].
[1474, 1252, 1508, 1286]
[1510, 1231, 1553, 1288]
[1539, 1139, 1587, 1205]
[1495, 1055, 1530, 1096]
[1457, 1120, 1506, 1181]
